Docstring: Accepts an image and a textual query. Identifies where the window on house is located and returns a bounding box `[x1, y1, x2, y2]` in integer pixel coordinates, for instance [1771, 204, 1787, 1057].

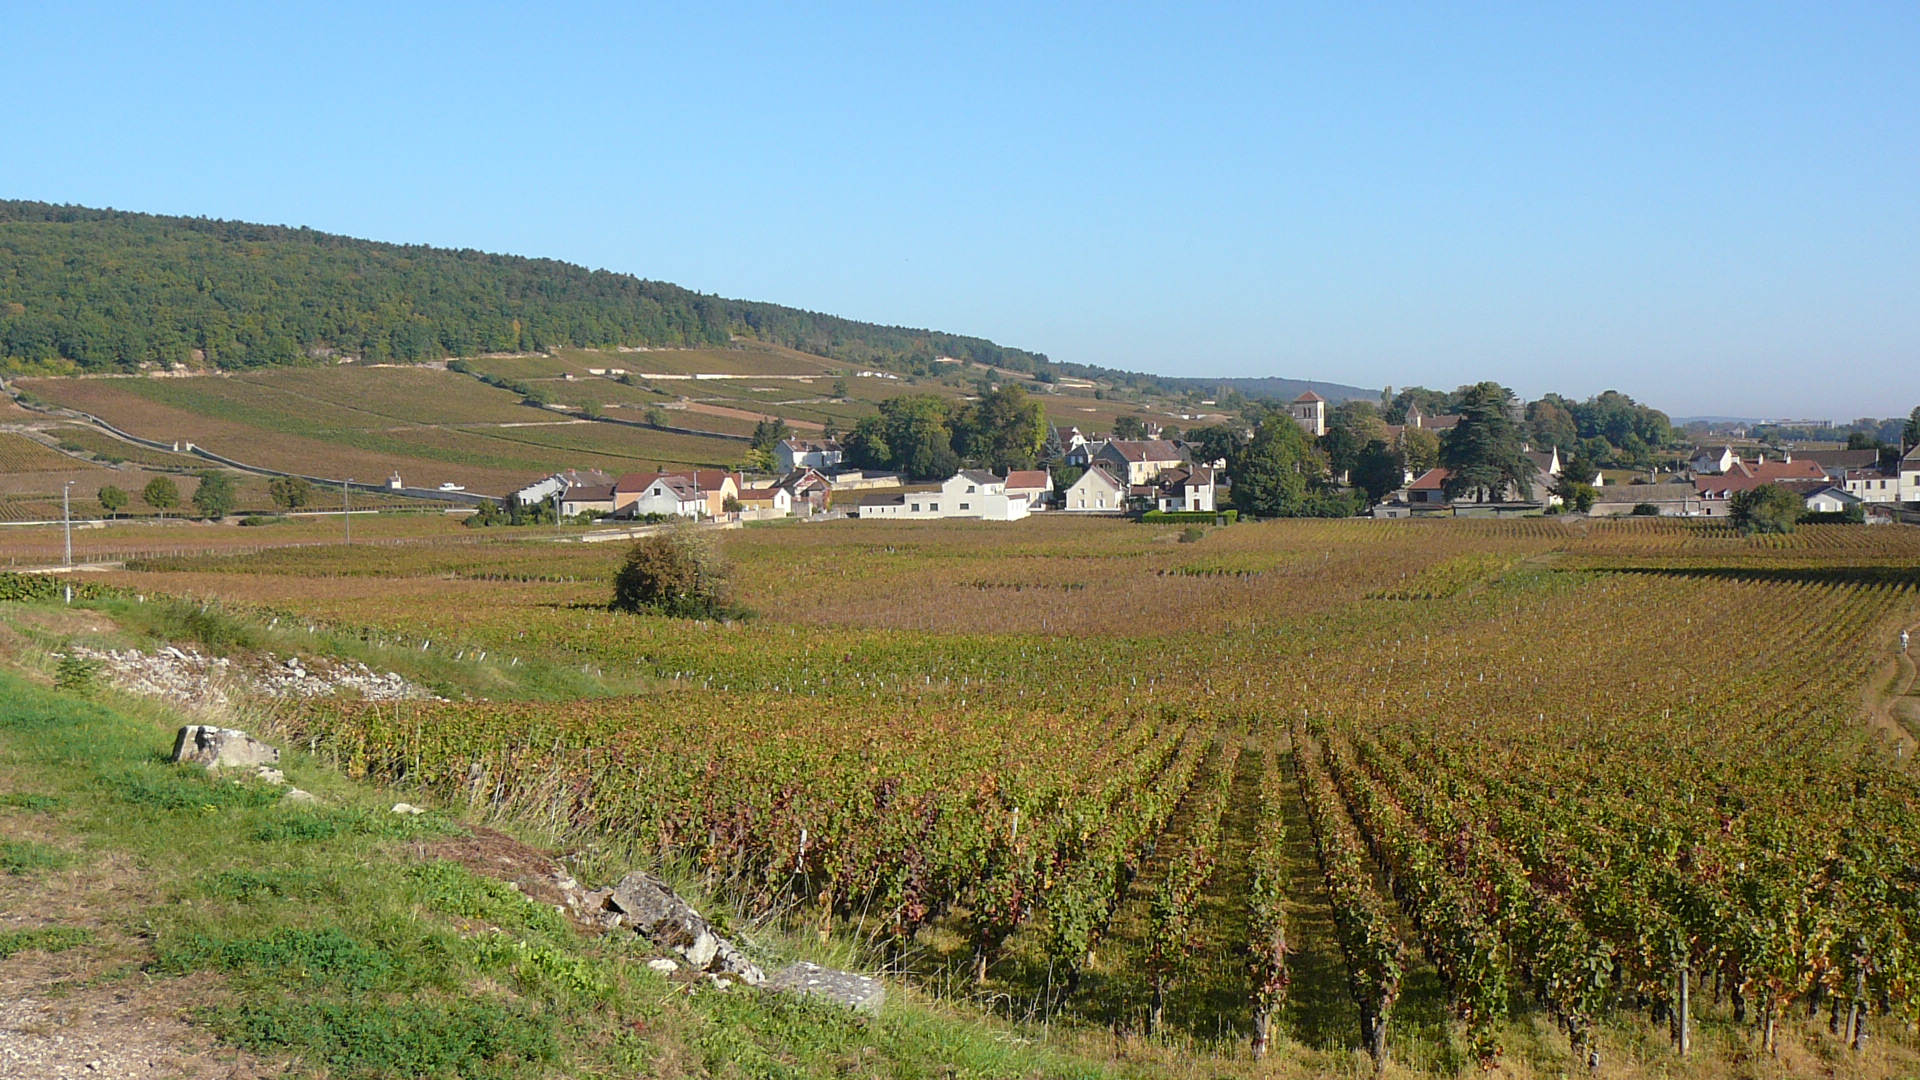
[967, 485, 977, 493]
[910, 503, 920, 512]
[960, 502, 970, 510]
[930, 503, 939, 512]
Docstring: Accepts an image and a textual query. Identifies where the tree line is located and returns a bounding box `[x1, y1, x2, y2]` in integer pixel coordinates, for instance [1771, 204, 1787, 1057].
[844, 385, 1048, 479]
[0, 201, 1046, 375]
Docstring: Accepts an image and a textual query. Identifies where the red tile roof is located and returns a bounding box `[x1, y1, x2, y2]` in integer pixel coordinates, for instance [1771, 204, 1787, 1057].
[1409, 467, 1450, 491]
[1003, 470, 1050, 490]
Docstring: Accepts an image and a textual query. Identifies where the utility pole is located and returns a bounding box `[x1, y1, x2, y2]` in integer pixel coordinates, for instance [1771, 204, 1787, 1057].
[343, 479, 352, 544]
[63, 480, 74, 566]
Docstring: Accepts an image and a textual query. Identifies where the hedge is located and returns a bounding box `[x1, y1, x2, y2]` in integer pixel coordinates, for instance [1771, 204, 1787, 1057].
[0, 573, 125, 603]
[1140, 510, 1238, 524]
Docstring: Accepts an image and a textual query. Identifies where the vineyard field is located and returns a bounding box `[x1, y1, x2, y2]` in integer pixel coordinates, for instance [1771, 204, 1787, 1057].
[17, 368, 752, 493]
[14, 513, 1920, 1078]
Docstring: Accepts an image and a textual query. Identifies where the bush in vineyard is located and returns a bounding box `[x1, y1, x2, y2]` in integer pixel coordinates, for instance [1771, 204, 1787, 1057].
[610, 525, 737, 619]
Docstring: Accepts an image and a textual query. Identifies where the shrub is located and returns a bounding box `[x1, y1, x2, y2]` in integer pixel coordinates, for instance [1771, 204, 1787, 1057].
[611, 525, 735, 619]
[1178, 526, 1206, 544]
[1631, 503, 1661, 516]
[54, 655, 101, 695]
[1730, 483, 1802, 535]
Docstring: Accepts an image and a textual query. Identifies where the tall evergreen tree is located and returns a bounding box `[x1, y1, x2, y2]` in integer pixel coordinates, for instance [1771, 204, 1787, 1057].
[1441, 382, 1534, 502]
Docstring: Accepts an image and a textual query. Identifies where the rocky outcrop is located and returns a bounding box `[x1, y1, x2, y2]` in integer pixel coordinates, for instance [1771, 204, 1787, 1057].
[170, 726, 279, 770]
[590, 872, 766, 985]
[768, 962, 886, 1014]
[65, 645, 435, 708]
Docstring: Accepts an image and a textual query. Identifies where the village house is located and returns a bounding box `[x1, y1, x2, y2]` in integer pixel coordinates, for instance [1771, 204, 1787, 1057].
[735, 485, 794, 516]
[513, 468, 617, 508]
[612, 470, 740, 518]
[940, 470, 1031, 520]
[559, 484, 616, 518]
[1062, 465, 1127, 512]
[1047, 425, 1089, 459]
[1094, 439, 1187, 485]
[853, 470, 1033, 521]
[1402, 403, 1462, 432]
[1904, 444, 1920, 503]
[1003, 469, 1052, 510]
[776, 467, 834, 513]
[623, 474, 706, 519]
[1691, 455, 1830, 512]
[1802, 485, 1863, 515]
[1842, 467, 1901, 503]
[1689, 446, 1740, 475]
[1793, 448, 1883, 479]
[1063, 439, 1102, 469]
[1405, 465, 1547, 510]
[1406, 468, 1453, 507]
[774, 437, 843, 473]
[1149, 465, 1218, 512]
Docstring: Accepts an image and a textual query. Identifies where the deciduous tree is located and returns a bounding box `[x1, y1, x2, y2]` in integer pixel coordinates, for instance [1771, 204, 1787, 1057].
[141, 476, 179, 517]
[190, 470, 236, 520]
[97, 484, 127, 518]
[268, 475, 314, 511]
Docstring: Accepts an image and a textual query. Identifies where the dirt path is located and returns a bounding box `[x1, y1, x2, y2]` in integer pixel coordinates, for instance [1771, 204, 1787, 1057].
[0, 826, 276, 1079]
[1861, 618, 1920, 755]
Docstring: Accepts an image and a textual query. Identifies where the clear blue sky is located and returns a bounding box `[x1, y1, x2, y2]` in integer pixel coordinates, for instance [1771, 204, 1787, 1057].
[8, 2, 1916, 420]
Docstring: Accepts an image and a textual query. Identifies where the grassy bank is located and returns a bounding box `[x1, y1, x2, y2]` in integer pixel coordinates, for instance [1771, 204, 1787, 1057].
[0, 610, 1135, 1080]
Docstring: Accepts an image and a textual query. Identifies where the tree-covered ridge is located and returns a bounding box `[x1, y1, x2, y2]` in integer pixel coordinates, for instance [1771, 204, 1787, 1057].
[0, 201, 1047, 374]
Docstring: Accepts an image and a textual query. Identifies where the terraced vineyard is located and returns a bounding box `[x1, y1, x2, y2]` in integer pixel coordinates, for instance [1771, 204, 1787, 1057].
[18, 514, 1920, 1077]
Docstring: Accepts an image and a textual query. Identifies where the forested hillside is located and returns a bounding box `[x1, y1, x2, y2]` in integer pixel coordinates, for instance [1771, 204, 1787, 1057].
[0, 201, 1047, 375]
